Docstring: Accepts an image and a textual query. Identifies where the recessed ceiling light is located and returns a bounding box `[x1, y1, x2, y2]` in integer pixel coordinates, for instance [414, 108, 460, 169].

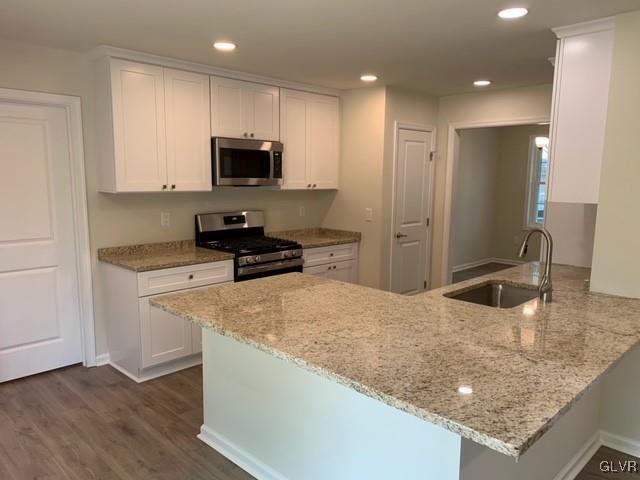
[213, 41, 236, 52]
[458, 385, 473, 395]
[473, 80, 492, 87]
[498, 7, 529, 19]
[360, 74, 378, 82]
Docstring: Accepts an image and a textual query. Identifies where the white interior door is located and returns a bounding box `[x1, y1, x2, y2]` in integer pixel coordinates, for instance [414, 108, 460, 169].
[391, 128, 433, 295]
[0, 100, 83, 382]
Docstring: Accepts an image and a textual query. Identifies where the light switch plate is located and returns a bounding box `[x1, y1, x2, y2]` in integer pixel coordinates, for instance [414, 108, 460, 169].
[365, 208, 373, 222]
[161, 212, 171, 227]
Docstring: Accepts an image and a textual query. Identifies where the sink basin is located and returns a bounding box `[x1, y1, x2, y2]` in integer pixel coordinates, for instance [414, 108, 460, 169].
[444, 281, 539, 309]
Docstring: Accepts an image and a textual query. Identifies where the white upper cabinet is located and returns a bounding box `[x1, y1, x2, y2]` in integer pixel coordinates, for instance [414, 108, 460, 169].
[210, 76, 279, 141]
[280, 89, 340, 190]
[98, 59, 212, 192]
[548, 18, 614, 204]
[164, 68, 212, 191]
[109, 59, 168, 192]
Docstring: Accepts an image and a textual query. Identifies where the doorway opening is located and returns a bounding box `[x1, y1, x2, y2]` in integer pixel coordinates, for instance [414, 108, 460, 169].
[443, 121, 550, 285]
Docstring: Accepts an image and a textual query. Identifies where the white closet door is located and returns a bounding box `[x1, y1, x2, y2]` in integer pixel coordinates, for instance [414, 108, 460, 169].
[0, 100, 83, 382]
[164, 68, 212, 191]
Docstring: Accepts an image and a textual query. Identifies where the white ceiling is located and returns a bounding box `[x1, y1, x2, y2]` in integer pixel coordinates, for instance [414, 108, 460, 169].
[0, 0, 637, 95]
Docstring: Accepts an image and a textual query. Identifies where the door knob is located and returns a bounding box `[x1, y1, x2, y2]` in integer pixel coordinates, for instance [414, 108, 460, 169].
[162, 184, 167, 190]
[250, 133, 254, 138]
[312, 184, 317, 188]
[395, 232, 408, 239]
[171, 184, 176, 190]
[243, 132, 248, 137]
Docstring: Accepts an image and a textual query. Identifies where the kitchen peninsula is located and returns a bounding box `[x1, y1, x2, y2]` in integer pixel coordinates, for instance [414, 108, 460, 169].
[150, 263, 640, 480]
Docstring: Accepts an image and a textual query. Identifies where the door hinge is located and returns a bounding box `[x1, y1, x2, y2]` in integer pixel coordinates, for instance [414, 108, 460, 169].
[426, 217, 430, 227]
[424, 280, 427, 289]
[429, 151, 435, 161]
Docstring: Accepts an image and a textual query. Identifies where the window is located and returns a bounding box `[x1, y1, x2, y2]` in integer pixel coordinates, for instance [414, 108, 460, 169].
[524, 136, 549, 227]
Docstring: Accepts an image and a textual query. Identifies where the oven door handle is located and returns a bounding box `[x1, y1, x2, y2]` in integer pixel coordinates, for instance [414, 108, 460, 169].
[237, 257, 304, 276]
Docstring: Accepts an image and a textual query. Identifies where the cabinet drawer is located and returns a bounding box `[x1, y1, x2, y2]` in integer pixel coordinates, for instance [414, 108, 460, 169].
[303, 243, 358, 268]
[137, 260, 233, 297]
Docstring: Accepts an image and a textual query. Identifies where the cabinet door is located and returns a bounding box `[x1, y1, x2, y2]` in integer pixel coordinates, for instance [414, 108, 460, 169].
[280, 89, 310, 189]
[308, 95, 340, 189]
[330, 260, 357, 284]
[210, 76, 245, 138]
[244, 83, 280, 141]
[303, 263, 334, 278]
[549, 28, 613, 203]
[110, 59, 167, 191]
[140, 295, 193, 368]
[164, 68, 212, 192]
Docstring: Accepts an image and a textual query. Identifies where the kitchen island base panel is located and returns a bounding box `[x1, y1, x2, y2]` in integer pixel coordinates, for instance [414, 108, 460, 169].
[200, 330, 462, 480]
[460, 379, 603, 480]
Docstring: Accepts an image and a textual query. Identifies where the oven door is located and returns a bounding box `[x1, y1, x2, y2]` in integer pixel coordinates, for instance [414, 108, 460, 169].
[213, 137, 283, 186]
[236, 258, 303, 282]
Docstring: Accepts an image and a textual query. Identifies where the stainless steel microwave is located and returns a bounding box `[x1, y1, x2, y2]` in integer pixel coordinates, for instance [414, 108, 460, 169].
[212, 137, 283, 186]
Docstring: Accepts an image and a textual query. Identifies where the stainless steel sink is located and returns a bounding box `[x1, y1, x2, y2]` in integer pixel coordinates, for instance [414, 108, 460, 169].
[444, 281, 539, 309]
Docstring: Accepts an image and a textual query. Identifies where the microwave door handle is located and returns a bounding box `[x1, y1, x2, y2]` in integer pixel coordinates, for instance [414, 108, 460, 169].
[270, 150, 275, 182]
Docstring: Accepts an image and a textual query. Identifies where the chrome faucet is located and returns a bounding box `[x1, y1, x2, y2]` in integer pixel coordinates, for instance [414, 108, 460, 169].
[518, 227, 553, 303]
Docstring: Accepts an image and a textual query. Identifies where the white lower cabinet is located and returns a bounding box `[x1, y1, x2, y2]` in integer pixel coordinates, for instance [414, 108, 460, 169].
[139, 294, 195, 368]
[302, 243, 359, 284]
[102, 260, 233, 382]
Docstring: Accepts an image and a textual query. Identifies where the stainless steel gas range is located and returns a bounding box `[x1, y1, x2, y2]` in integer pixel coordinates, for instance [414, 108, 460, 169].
[195, 211, 303, 282]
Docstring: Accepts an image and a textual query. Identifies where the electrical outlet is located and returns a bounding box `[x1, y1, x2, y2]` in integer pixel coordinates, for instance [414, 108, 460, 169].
[160, 212, 171, 227]
[364, 208, 373, 222]
[299, 206, 306, 217]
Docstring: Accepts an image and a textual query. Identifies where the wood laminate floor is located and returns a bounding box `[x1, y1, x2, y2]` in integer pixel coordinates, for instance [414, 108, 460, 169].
[0, 364, 254, 480]
[575, 446, 640, 479]
[0, 364, 637, 479]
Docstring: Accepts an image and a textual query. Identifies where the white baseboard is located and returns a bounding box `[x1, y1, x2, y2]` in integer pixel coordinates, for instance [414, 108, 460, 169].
[552, 430, 640, 480]
[95, 353, 110, 366]
[600, 430, 640, 458]
[198, 425, 287, 480]
[452, 257, 524, 273]
[107, 355, 202, 383]
[553, 432, 602, 480]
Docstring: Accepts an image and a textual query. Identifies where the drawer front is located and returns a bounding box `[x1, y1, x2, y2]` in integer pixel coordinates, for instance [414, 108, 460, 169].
[303, 243, 358, 268]
[137, 260, 233, 297]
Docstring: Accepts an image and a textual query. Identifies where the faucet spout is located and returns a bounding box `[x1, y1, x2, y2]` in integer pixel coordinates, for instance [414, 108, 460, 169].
[518, 227, 553, 303]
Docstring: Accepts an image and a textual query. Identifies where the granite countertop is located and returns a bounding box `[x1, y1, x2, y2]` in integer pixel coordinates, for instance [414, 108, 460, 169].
[150, 263, 640, 458]
[268, 227, 361, 249]
[98, 240, 234, 272]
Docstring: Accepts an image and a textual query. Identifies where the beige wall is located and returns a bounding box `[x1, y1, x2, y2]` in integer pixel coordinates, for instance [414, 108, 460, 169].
[323, 86, 438, 290]
[451, 128, 499, 267]
[0, 38, 336, 356]
[590, 11, 640, 298]
[451, 125, 547, 268]
[380, 87, 439, 289]
[493, 125, 548, 261]
[322, 87, 387, 288]
[433, 85, 553, 286]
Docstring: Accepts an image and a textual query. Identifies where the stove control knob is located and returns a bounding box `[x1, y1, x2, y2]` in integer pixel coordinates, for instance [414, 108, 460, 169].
[254, 255, 261, 263]
[283, 251, 291, 258]
[245, 257, 255, 264]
